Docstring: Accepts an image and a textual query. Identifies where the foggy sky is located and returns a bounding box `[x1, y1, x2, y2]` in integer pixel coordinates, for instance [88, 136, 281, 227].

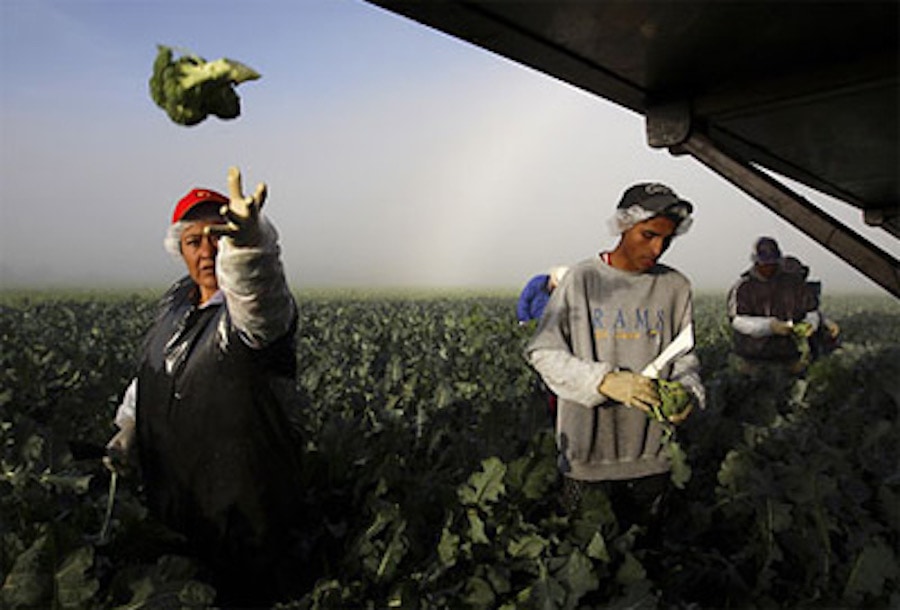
[1, 0, 896, 294]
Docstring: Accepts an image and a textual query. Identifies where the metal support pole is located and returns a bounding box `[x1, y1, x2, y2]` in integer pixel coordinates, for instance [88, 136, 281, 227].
[678, 132, 900, 297]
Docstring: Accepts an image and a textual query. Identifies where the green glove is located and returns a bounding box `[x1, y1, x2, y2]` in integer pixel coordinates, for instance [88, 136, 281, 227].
[206, 166, 268, 246]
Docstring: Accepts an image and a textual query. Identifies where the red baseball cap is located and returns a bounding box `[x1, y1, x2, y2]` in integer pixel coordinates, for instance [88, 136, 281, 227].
[171, 188, 229, 224]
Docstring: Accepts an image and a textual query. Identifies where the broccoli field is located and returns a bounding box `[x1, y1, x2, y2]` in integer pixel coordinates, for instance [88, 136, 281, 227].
[1, 290, 898, 609]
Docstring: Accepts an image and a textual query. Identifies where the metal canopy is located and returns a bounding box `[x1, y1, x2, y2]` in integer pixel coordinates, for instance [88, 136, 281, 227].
[367, 0, 899, 296]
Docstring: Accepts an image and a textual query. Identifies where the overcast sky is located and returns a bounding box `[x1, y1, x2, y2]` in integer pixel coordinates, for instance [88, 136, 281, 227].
[1, 0, 896, 294]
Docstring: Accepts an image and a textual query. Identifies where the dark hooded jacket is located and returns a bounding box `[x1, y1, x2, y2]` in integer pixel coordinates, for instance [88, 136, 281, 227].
[137, 276, 302, 564]
[728, 257, 819, 362]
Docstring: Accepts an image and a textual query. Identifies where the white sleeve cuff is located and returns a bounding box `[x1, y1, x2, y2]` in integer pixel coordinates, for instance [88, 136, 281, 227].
[114, 379, 137, 428]
[732, 314, 775, 338]
[216, 215, 295, 347]
[803, 310, 821, 332]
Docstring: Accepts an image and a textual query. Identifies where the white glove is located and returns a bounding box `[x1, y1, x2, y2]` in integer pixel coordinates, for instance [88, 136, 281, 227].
[206, 166, 268, 246]
[103, 417, 136, 475]
[597, 371, 660, 413]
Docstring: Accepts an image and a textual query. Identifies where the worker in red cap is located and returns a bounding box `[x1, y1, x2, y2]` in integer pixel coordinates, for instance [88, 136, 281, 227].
[103, 167, 303, 606]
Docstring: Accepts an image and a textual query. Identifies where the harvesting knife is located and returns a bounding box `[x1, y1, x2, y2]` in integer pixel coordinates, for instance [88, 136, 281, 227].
[641, 323, 695, 379]
[99, 472, 117, 544]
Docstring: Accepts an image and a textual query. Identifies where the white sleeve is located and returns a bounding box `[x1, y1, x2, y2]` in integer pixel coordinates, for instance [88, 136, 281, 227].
[216, 215, 295, 348]
[114, 378, 137, 427]
[671, 352, 706, 410]
[667, 304, 706, 410]
[727, 281, 772, 337]
[732, 314, 775, 337]
[803, 310, 821, 332]
[528, 348, 612, 408]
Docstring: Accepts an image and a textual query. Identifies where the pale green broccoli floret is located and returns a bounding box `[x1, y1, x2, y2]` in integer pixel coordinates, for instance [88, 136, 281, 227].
[148, 45, 260, 126]
[792, 321, 813, 338]
[650, 379, 692, 422]
[792, 321, 813, 366]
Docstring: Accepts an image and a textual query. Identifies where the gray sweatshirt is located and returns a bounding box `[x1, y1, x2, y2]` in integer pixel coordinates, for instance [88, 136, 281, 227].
[525, 255, 704, 482]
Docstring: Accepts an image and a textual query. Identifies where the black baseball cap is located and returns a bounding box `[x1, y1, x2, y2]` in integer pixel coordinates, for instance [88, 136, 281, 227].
[752, 236, 782, 264]
[617, 183, 693, 220]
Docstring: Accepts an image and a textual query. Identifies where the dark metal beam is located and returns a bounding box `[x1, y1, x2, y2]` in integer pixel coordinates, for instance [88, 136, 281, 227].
[673, 132, 900, 297]
[368, 1, 899, 295]
[648, 103, 899, 295]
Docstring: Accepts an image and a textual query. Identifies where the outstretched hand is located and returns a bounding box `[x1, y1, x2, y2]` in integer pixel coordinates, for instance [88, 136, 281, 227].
[206, 166, 268, 246]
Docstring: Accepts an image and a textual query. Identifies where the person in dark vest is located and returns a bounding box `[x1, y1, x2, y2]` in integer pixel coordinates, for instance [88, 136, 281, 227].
[727, 236, 838, 375]
[103, 166, 303, 606]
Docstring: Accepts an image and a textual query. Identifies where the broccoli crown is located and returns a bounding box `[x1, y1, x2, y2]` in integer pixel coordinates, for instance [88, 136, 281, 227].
[792, 321, 813, 337]
[148, 45, 260, 126]
[652, 379, 691, 422]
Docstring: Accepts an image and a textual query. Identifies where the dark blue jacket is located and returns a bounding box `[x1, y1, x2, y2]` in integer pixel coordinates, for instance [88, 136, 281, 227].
[517, 274, 551, 322]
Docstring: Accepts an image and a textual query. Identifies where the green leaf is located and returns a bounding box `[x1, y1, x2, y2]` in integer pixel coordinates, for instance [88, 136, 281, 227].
[466, 509, 490, 545]
[0, 533, 52, 608]
[554, 548, 599, 602]
[586, 532, 611, 563]
[177, 581, 217, 606]
[769, 499, 794, 533]
[464, 576, 495, 608]
[438, 527, 460, 567]
[521, 457, 559, 500]
[483, 564, 511, 596]
[604, 579, 658, 610]
[40, 472, 93, 494]
[55, 546, 99, 609]
[615, 552, 647, 586]
[458, 457, 507, 507]
[844, 538, 900, 600]
[518, 563, 566, 610]
[507, 533, 548, 559]
[667, 440, 691, 489]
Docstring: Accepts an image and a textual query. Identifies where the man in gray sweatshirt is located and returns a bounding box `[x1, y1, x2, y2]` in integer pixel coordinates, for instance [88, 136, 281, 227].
[525, 182, 705, 532]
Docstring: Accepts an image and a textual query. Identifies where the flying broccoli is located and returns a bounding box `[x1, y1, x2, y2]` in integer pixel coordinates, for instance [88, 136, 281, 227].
[148, 45, 261, 126]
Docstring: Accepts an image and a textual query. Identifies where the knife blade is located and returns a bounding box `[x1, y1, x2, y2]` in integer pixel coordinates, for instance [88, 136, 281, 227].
[641, 323, 695, 379]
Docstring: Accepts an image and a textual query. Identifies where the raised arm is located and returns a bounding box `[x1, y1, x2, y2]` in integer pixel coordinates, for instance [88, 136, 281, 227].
[209, 167, 295, 347]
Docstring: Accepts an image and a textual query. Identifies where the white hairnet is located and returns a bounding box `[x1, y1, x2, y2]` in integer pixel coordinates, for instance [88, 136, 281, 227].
[164, 221, 192, 259]
[549, 266, 569, 284]
[607, 204, 693, 236]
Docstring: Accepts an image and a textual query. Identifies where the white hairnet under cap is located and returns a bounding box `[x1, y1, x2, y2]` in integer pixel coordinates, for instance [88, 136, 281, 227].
[549, 266, 569, 284]
[607, 183, 694, 236]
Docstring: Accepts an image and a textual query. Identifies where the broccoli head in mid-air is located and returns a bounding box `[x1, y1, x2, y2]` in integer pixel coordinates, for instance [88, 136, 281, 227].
[149, 45, 261, 126]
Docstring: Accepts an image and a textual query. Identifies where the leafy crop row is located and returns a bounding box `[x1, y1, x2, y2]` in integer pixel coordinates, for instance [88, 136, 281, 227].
[1, 292, 897, 608]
